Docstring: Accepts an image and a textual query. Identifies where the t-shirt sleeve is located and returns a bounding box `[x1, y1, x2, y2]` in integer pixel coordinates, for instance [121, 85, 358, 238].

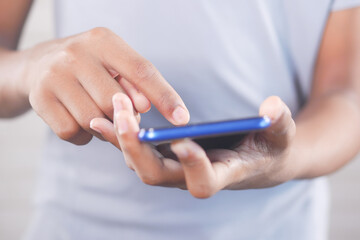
[332, 0, 360, 11]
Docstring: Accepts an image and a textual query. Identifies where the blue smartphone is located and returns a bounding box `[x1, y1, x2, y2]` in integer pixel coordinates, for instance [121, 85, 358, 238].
[138, 116, 271, 148]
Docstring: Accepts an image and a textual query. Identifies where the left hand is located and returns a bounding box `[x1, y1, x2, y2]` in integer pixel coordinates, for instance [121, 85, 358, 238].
[91, 93, 297, 198]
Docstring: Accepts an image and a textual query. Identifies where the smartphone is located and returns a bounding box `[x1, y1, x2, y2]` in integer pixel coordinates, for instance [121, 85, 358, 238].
[138, 116, 271, 150]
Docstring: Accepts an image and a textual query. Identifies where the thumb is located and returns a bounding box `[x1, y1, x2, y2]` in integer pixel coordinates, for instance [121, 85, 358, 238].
[259, 96, 296, 148]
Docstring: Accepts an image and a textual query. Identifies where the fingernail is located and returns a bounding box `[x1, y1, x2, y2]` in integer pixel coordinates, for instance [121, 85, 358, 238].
[116, 113, 128, 134]
[90, 119, 102, 134]
[112, 94, 123, 114]
[172, 106, 189, 125]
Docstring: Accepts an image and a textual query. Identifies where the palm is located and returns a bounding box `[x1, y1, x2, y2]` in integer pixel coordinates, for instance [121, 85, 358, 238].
[93, 93, 296, 198]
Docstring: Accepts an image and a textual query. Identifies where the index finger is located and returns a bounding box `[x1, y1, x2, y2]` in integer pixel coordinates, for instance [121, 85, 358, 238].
[102, 33, 190, 125]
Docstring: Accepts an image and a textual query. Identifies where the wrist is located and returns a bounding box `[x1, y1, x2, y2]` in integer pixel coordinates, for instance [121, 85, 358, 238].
[0, 48, 31, 117]
[13, 49, 33, 98]
[283, 130, 315, 180]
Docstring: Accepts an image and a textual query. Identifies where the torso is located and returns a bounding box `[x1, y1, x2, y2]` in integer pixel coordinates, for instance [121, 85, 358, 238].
[29, 1, 333, 239]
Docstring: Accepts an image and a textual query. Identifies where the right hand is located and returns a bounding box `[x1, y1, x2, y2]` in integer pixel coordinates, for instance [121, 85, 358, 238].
[19, 27, 189, 147]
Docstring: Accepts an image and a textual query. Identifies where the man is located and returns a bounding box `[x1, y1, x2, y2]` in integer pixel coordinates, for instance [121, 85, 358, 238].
[1, 0, 360, 239]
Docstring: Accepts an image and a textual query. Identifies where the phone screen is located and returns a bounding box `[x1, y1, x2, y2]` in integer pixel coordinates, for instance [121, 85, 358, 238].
[153, 133, 247, 160]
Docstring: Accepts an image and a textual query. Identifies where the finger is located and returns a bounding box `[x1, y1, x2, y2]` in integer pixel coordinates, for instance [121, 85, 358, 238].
[118, 77, 151, 113]
[111, 91, 141, 124]
[206, 149, 247, 190]
[90, 117, 121, 149]
[259, 96, 296, 147]
[103, 37, 190, 125]
[107, 68, 120, 78]
[156, 143, 178, 160]
[104, 65, 149, 116]
[113, 93, 184, 186]
[52, 76, 105, 140]
[74, 60, 130, 119]
[171, 139, 220, 198]
[31, 91, 93, 145]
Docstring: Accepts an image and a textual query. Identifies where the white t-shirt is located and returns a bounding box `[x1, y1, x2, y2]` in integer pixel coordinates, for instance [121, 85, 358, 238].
[26, 1, 360, 240]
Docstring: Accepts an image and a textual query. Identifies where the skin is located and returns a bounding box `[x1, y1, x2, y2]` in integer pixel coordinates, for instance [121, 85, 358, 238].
[0, 2, 190, 146]
[1, 3, 360, 198]
[91, 8, 360, 198]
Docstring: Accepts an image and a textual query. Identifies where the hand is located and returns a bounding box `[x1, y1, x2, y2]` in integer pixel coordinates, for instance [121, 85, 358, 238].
[92, 93, 296, 198]
[20, 27, 189, 146]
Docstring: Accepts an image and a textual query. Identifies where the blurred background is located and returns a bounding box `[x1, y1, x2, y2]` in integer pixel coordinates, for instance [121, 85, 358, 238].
[0, 0, 359, 239]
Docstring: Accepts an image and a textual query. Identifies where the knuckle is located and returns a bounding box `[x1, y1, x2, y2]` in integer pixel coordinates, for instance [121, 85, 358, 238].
[124, 160, 135, 171]
[38, 67, 69, 94]
[189, 184, 216, 199]
[58, 45, 79, 65]
[182, 149, 206, 168]
[72, 134, 93, 146]
[56, 120, 81, 141]
[140, 172, 162, 186]
[157, 91, 173, 109]
[40, 66, 58, 84]
[188, 147, 205, 159]
[133, 60, 157, 84]
[87, 27, 112, 40]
